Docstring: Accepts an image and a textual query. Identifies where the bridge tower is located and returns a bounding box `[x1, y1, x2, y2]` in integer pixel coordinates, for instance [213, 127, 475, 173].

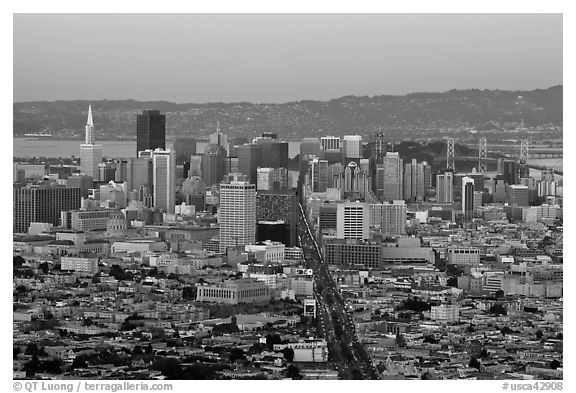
[519, 139, 529, 164]
[478, 137, 487, 174]
[446, 138, 455, 171]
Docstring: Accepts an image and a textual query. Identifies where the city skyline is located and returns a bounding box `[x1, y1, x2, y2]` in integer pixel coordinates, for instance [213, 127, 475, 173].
[14, 13, 562, 103]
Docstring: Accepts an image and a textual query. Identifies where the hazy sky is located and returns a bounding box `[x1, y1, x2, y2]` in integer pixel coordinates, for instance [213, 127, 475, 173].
[13, 13, 562, 103]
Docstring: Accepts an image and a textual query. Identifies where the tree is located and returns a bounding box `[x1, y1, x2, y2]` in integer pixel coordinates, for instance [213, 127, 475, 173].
[550, 360, 561, 370]
[265, 334, 282, 350]
[13, 255, 25, 268]
[286, 365, 302, 380]
[182, 286, 197, 300]
[489, 303, 507, 316]
[469, 357, 481, 370]
[536, 330, 544, 340]
[38, 262, 50, 274]
[282, 347, 295, 362]
[395, 333, 407, 348]
[351, 368, 364, 380]
[229, 348, 245, 362]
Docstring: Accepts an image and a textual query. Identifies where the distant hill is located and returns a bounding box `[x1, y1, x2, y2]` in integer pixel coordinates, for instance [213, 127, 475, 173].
[13, 86, 562, 140]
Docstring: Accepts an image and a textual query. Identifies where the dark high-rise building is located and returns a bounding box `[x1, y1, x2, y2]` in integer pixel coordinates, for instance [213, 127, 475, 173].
[462, 177, 475, 220]
[202, 144, 227, 187]
[502, 160, 519, 185]
[14, 184, 82, 233]
[256, 138, 289, 169]
[136, 110, 166, 155]
[173, 137, 196, 165]
[238, 143, 263, 184]
[256, 191, 298, 247]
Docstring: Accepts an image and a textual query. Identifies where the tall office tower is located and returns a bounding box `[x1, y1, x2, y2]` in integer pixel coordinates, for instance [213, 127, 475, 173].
[300, 138, 321, 161]
[114, 159, 128, 182]
[462, 176, 475, 219]
[343, 135, 362, 159]
[309, 158, 329, 192]
[319, 202, 338, 232]
[13, 184, 81, 233]
[67, 174, 94, 198]
[404, 159, 426, 202]
[321, 136, 341, 151]
[381, 201, 407, 236]
[209, 121, 229, 155]
[152, 149, 176, 213]
[327, 163, 343, 188]
[506, 184, 529, 206]
[202, 144, 226, 187]
[136, 110, 166, 155]
[256, 191, 298, 247]
[537, 180, 557, 198]
[127, 157, 153, 192]
[356, 170, 371, 199]
[173, 137, 196, 165]
[98, 162, 116, 182]
[493, 175, 507, 203]
[271, 168, 289, 191]
[380, 152, 403, 201]
[225, 157, 240, 176]
[255, 138, 289, 169]
[238, 143, 263, 184]
[257, 167, 274, 191]
[372, 131, 386, 157]
[436, 171, 454, 203]
[520, 177, 537, 204]
[219, 177, 256, 252]
[189, 155, 202, 177]
[542, 168, 555, 182]
[80, 106, 103, 180]
[502, 159, 519, 185]
[336, 202, 370, 240]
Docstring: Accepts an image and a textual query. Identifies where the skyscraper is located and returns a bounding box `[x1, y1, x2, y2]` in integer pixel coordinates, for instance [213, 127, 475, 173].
[219, 177, 256, 252]
[127, 156, 153, 193]
[238, 143, 263, 184]
[343, 135, 362, 159]
[209, 121, 229, 155]
[404, 159, 427, 202]
[462, 176, 475, 219]
[152, 149, 176, 213]
[336, 202, 370, 240]
[255, 138, 289, 169]
[14, 184, 81, 233]
[309, 158, 329, 193]
[80, 106, 102, 180]
[437, 171, 454, 203]
[136, 110, 166, 155]
[381, 201, 407, 236]
[202, 144, 226, 186]
[380, 152, 403, 201]
[173, 137, 196, 165]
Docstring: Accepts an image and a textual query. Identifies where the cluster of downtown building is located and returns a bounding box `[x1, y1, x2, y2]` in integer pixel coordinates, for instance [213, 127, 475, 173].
[13, 107, 562, 379]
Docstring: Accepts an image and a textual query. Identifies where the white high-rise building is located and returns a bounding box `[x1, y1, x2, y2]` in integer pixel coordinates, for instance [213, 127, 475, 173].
[336, 202, 370, 240]
[343, 135, 362, 159]
[219, 176, 256, 252]
[436, 171, 454, 203]
[152, 149, 176, 213]
[381, 200, 407, 236]
[257, 167, 274, 191]
[80, 106, 102, 180]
